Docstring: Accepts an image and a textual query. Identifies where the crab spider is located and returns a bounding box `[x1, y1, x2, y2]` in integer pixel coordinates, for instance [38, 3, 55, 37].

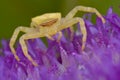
[9, 6, 105, 66]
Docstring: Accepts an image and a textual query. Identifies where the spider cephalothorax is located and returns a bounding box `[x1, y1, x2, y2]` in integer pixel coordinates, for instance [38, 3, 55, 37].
[31, 13, 61, 28]
[9, 6, 105, 66]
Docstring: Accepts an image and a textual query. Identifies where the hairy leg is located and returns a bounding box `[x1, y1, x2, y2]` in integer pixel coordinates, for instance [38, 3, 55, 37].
[19, 32, 44, 66]
[65, 6, 105, 23]
[9, 26, 37, 61]
[58, 17, 87, 51]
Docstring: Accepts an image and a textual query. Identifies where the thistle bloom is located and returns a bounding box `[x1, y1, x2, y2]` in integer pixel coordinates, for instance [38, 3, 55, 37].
[0, 8, 120, 80]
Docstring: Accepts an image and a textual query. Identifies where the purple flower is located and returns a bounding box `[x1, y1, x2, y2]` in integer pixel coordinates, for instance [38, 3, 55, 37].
[0, 8, 120, 80]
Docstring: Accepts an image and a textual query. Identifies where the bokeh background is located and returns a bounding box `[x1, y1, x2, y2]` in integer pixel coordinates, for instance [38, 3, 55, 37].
[0, 0, 120, 39]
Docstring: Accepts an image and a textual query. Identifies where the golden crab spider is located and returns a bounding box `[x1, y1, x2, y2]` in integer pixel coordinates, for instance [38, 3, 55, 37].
[9, 6, 105, 66]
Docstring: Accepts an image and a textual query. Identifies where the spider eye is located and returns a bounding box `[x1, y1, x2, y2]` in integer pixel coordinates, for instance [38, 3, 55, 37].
[30, 22, 38, 28]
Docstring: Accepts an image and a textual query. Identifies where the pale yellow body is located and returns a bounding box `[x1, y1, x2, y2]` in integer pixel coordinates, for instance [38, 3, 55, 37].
[9, 6, 105, 66]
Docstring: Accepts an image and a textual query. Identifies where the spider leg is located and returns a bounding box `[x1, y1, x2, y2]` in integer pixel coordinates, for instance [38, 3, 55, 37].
[69, 27, 74, 40]
[9, 26, 37, 61]
[30, 22, 34, 28]
[46, 35, 54, 40]
[30, 22, 38, 28]
[19, 32, 44, 66]
[58, 17, 87, 51]
[56, 31, 62, 42]
[65, 6, 105, 23]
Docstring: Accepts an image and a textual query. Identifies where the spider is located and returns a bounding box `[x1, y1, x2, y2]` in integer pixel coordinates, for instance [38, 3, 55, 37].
[9, 6, 105, 66]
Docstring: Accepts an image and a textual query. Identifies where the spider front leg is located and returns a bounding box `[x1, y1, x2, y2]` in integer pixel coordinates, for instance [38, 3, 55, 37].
[9, 26, 36, 61]
[58, 17, 87, 51]
[65, 6, 105, 23]
[46, 32, 62, 42]
[19, 32, 45, 66]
